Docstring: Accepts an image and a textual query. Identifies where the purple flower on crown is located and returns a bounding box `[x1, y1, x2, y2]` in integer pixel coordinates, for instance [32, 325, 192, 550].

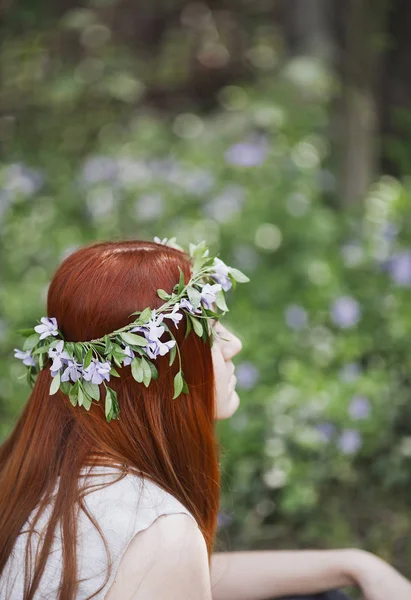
[48, 341, 71, 375]
[122, 345, 135, 366]
[131, 309, 165, 342]
[34, 317, 59, 340]
[179, 298, 202, 315]
[211, 258, 232, 292]
[145, 338, 176, 359]
[163, 303, 183, 328]
[83, 358, 111, 385]
[200, 283, 222, 308]
[61, 359, 83, 383]
[14, 348, 36, 367]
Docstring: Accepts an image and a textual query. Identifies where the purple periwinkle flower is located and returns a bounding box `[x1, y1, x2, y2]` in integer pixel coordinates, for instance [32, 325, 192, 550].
[284, 304, 308, 330]
[225, 141, 268, 167]
[14, 348, 36, 367]
[83, 358, 111, 385]
[211, 258, 232, 292]
[330, 296, 361, 328]
[235, 361, 260, 390]
[338, 429, 362, 454]
[61, 359, 83, 383]
[48, 340, 71, 372]
[145, 338, 176, 359]
[122, 345, 135, 367]
[132, 309, 165, 342]
[163, 303, 184, 328]
[348, 395, 371, 420]
[179, 298, 202, 315]
[34, 317, 59, 340]
[200, 283, 222, 308]
[386, 250, 411, 286]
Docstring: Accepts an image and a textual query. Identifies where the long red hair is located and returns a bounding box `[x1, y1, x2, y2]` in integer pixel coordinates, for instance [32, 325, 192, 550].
[0, 239, 220, 599]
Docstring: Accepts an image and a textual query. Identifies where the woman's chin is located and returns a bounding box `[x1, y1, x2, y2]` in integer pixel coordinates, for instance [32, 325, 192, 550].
[216, 389, 240, 420]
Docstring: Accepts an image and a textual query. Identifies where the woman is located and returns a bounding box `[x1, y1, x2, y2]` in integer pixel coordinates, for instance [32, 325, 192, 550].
[0, 238, 410, 599]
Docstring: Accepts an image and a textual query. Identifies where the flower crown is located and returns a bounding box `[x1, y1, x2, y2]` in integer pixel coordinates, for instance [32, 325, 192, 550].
[14, 237, 249, 422]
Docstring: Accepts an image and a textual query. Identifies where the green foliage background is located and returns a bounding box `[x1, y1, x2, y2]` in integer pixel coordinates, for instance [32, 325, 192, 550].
[2, 4, 411, 581]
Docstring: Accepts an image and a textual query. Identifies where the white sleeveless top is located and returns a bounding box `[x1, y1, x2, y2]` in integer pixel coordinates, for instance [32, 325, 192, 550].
[0, 465, 198, 599]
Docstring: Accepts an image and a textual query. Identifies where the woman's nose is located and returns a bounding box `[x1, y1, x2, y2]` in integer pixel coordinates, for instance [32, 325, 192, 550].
[224, 333, 243, 360]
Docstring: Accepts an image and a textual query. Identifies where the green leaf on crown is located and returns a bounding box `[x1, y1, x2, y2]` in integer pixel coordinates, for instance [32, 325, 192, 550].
[190, 316, 203, 337]
[215, 290, 229, 312]
[23, 333, 41, 351]
[83, 347, 93, 369]
[120, 332, 148, 347]
[110, 366, 120, 377]
[105, 386, 119, 422]
[16, 328, 36, 336]
[147, 360, 158, 380]
[187, 286, 202, 310]
[60, 381, 71, 395]
[169, 343, 177, 365]
[141, 358, 152, 387]
[83, 380, 100, 401]
[229, 267, 250, 283]
[78, 386, 84, 407]
[182, 378, 189, 394]
[131, 357, 144, 383]
[49, 371, 61, 396]
[138, 307, 152, 323]
[69, 381, 79, 406]
[157, 288, 171, 301]
[105, 387, 113, 420]
[173, 371, 184, 399]
[177, 266, 185, 294]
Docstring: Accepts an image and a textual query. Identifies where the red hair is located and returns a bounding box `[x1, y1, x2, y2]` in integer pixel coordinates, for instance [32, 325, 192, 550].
[0, 240, 220, 599]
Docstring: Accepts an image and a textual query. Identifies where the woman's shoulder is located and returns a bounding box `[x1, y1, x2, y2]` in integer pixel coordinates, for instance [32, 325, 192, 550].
[78, 464, 198, 533]
[105, 512, 211, 599]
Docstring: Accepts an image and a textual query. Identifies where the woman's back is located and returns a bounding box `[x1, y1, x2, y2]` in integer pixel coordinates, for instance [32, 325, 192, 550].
[1, 465, 201, 599]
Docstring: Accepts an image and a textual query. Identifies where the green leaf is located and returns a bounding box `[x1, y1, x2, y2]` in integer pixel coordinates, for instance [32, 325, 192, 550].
[78, 386, 84, 407]
[104, 335, 115, 354]
[182, 379, 189, 394]
[38, 353, 45, 370]
[83, 380, 100, 401]
[138, 306, 151, 323]
[191, 317, 203, 337]
[148, 360, 158, 380]
[49, 372, 61, 395]
[110, 366, 120, 377]
[82, 394, 92, 411]
[16, 328, 36, 336]
[168, 343, 177, 366]
[187, 286, 202, 310]
[120, 332, 148, 347]
[74, 344, 83, 362]
[141, 359, 152, 387]
[105, 388, 113, 420]
[215, 290, 229, 312]
[229, 267, 250, 283]
[83, 347, 93, 369]
[177, 266, 185, 294]
[184, 315, 192, 339]
[23, 333, 41, 351]
[131, 357, 144, 383]
[173, 371, 184, 399]
[157, 288, 171, 300]
[69, 381, 79, 406]
[31, 343, 53, 356]
[60, 381, 72, 395]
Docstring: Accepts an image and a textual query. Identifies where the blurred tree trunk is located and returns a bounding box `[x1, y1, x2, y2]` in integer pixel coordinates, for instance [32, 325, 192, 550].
[336, 0, 388, 209]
